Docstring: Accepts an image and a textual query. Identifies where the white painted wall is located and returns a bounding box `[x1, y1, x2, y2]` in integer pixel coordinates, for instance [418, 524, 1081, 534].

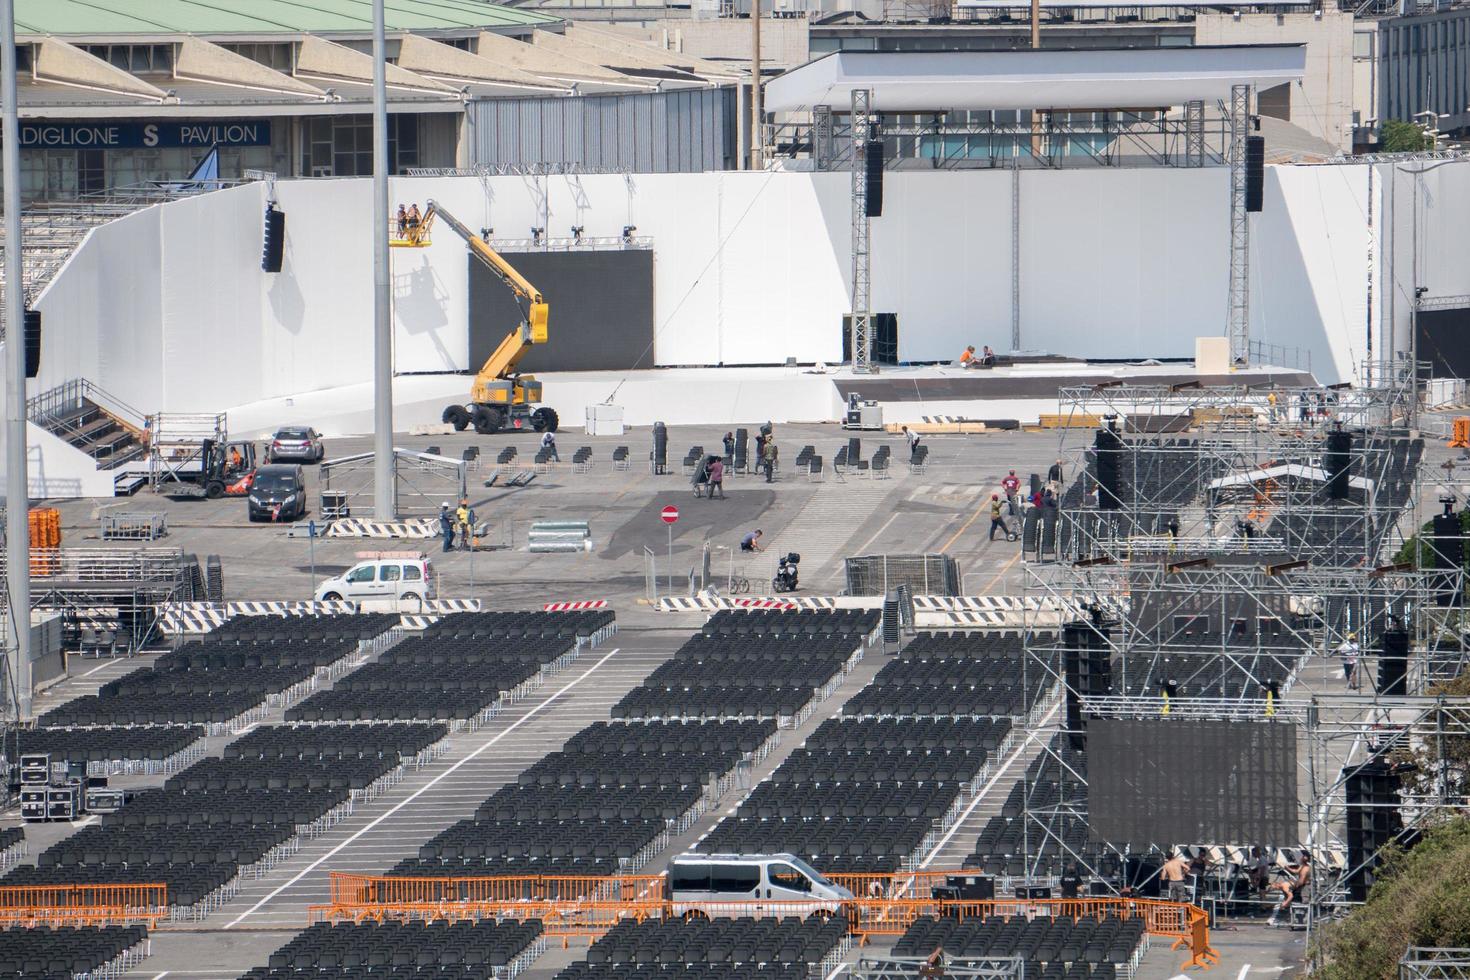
[0, 418, 116, 499]
[37, 162, 1470, 418]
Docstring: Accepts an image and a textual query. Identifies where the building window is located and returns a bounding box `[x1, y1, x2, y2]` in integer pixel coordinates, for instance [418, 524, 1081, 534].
[301, 114, 420, 177]
[221, 43, 292, 71]
[80, 44, 173, 74]
[76, 150, 105, 196]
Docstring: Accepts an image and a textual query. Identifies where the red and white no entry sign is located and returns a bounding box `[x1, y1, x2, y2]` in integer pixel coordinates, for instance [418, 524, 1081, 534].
[661, 505, 680, 525]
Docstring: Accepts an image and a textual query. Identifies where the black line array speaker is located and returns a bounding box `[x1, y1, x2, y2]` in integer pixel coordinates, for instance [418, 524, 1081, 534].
[1245, 135, 1265, 213]
[652, 421, 668, 474]
[1324, 428, 1353, 500]
[864, 140, 884, 218]
[1094, 427, 1124, 511]
[1063, 620, 1112, 750]
[1431, 512, 1464, 607]
[261, 204, 286, 273]
[23, 309, 40, 379]
[1377, 628, 1409, 696]
[733, 427, 748, 473]
[1344, 761, 1406, 902]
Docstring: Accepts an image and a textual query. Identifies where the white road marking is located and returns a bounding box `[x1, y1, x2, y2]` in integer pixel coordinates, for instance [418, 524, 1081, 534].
[224, 647, 621, 928]
[1237, 965, 1252, 980]
[81, 660, 120, 677]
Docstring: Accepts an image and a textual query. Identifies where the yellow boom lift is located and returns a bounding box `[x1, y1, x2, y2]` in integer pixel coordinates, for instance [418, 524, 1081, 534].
[391, 200, 557, 434]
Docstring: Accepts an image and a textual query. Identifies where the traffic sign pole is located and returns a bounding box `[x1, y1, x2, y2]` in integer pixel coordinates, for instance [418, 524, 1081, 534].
[660, 505, 680, 594]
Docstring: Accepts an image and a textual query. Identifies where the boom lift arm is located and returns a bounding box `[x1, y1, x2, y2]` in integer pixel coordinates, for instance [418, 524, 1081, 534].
[401, 200, 558, 434]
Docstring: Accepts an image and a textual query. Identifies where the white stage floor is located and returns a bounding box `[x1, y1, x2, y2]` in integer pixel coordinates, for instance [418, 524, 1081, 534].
[225, 361, 1315, 437]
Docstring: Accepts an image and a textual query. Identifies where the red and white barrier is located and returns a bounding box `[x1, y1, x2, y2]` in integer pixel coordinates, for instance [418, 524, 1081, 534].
[730, 598, 798, 610]
[543, 600, 609, 611]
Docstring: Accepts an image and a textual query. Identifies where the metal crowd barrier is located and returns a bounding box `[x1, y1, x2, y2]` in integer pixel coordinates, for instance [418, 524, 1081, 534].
[311, 873, 1217, 968]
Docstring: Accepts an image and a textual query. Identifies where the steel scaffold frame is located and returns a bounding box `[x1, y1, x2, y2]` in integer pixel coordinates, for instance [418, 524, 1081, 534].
[999, 368, 1460, 933]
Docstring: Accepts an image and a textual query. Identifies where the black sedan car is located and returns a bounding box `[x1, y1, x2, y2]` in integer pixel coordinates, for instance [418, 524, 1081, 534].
[247, 464, 307, 522]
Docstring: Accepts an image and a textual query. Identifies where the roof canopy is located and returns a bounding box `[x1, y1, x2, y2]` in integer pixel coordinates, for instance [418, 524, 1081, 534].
[762, 46, 1307, 113]
[14, 0, 556, 36]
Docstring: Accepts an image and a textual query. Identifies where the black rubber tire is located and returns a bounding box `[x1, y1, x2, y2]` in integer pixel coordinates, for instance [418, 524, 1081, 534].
[531, 407, 559, 433]
[473, 407, 503, 435]
[204, 480, 224, 499]
[443, 405, 470, 431]
[321, 592, 343, 601]
[401, 593, 421, 604]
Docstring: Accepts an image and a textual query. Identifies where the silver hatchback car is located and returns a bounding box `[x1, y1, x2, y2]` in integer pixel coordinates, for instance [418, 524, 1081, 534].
[268, 426, 325, 463]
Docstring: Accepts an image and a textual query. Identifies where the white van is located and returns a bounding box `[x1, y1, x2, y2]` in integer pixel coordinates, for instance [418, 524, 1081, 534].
[315, 553, 435, 605]
[667, 853, 852, 917]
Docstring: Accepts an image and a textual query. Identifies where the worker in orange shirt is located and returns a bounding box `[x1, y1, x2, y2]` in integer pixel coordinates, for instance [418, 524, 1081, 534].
[958, 345, 977, 369]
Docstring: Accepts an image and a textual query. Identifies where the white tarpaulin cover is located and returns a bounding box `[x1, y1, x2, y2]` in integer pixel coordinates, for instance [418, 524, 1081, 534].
[762, 45, 1307, 113]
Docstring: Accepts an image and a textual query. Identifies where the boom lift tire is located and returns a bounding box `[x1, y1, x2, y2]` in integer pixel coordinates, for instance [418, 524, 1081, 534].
[443, 406, 470, 431]
[531, 408, 559, 433]
[473, 407, 504, 435]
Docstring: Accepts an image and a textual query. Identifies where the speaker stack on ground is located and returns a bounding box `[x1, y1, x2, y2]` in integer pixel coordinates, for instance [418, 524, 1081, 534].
[1376, 628, 1409, 696]
[1094, 426, 1124, 511]
[652, 422, 668, 475]
[1063, 620, 1112, 750]
[864, 140, 884, 218]
[1343, 761, 1412, 901]
[733, 427, 749, 474]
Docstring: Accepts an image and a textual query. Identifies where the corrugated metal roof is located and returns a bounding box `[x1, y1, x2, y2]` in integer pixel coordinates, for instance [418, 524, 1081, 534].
[15, 0, 557, 36]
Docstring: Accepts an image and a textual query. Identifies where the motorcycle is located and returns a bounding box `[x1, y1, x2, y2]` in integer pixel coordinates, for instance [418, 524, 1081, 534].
[772, 552, 801, 593]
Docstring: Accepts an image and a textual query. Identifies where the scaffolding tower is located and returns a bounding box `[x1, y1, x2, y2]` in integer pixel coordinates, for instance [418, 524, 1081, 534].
[1004, 360, 1463, 935]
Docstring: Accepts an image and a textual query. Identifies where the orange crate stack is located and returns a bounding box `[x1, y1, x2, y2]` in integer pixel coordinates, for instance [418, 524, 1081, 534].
[28, 508, 61, 576]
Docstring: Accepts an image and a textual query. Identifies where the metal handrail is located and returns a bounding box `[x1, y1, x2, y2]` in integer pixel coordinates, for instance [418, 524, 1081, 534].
[27, 378, 148, 432]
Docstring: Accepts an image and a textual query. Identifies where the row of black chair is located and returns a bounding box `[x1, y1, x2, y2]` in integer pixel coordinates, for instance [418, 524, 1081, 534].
[243, 919, 544, 977]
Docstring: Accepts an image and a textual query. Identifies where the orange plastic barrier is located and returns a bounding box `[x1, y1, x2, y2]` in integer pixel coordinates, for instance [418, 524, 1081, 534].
[0, 883, 167, 927]
[27, 509, 61, 575]
[313, 873, 1218, 968]
[1451, 417, 1470, 449]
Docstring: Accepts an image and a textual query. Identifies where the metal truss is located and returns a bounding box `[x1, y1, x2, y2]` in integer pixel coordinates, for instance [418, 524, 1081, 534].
[850, 88, 874, 375]
[768, 109, 1234, 171]
[1227, 83, 1251, 367]
[1402, 948, 1470, 980]
[854, 956, 1023, 979]
[404, 164, 633, 177]
[1302, 697, 1470, 946]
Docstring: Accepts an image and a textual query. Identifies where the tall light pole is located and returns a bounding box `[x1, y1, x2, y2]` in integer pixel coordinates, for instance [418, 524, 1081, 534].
[371, 0, 396, 518]
[1, 0, 30, 722]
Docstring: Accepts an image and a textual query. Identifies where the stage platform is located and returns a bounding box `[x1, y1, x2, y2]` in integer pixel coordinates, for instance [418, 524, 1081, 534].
[225, 360, 1316, 438]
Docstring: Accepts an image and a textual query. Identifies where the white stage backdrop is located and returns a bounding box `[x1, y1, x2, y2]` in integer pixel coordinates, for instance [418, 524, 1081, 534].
[34, 163, 1470, 414]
